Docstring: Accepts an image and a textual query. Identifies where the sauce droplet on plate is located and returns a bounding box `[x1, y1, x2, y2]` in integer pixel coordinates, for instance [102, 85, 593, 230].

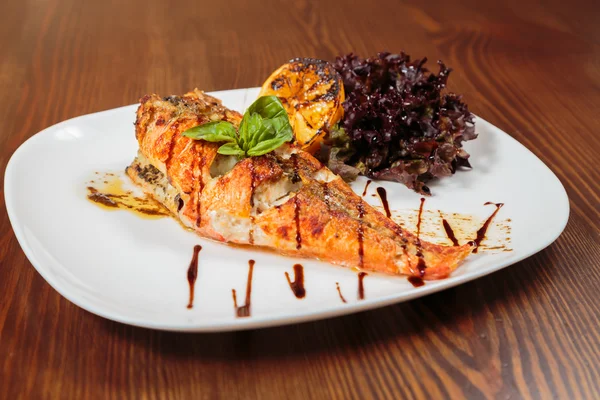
[408, 276, 425, 287]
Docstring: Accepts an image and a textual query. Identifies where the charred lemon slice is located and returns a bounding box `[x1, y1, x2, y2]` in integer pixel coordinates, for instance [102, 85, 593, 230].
[259, 58, 344, 153]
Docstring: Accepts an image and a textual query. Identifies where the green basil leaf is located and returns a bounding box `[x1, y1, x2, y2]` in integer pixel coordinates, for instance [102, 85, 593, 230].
[248, 117, 292, 150]
[250, 116, 284, 149]
[186, 96, 293, 159]
[243, 96, 293, 155]
[217, 142, 246, 157]
[246, 95, 288, 120]
[247, 136, 291, 156]
[238, 113, 250, 150]
[245, 113, 263, 150]
[265, 116, 293, 141]
[182, 121, 237, 143]
[238, 112, 261, 151]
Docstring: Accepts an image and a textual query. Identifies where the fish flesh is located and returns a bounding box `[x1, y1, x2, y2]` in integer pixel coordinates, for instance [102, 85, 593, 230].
[126, 89, 473, 279]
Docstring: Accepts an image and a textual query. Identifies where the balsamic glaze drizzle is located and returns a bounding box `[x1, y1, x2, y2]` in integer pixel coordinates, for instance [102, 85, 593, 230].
[285, 264, 306, 299]
[357, 202, 365, 268]
[248, 162, 257, 245]
[440, 212, 459, 246]
[164, 122, 180, 170]
[292, 155, 302, 250]
[362, 180, 372, 196]
[473, 202, 504, 253]
[408, 276, 425, 287]
[416, 197, 426, 242]
[195, 153, 205, 227]
[232, 260, 255, 317]
[414, 197, 427, 274]
[376, 187, 391, 218]
[336, 282, 347, 303]
[358, 272, 367, 300]
[186, 245, 202, 309]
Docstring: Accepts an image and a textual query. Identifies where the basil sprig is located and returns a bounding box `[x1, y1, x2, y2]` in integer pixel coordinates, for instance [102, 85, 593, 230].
[182, 96, 293, 157]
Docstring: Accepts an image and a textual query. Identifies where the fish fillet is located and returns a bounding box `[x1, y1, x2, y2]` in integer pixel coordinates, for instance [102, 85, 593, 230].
[126, 89, 473, 279]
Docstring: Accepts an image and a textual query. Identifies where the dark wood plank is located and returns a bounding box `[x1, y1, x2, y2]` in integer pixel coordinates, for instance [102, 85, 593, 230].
[1, 0, 599, 398]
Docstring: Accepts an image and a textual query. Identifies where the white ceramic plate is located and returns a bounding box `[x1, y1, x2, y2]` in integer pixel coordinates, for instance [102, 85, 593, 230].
[4, 87, 569, 332]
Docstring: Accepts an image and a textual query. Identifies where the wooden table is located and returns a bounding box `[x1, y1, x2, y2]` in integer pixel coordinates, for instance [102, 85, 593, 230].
[1, 0, 599, 398]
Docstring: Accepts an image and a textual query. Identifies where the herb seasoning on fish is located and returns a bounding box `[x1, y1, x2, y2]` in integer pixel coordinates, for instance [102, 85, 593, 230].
[322, 182, 331, 209]
[415, 197, 426, 258]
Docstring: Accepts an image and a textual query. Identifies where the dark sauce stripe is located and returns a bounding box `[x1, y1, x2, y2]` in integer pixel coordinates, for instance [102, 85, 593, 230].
[232, 260, 255, 318]
[415, 197, 427, 274]
[164, 122, 179, 170]
[357, 202, 365, 268]
[416, 197, 425, 242]
[248, 162, 257, 244]
[408, 276, 425, 287]
[292, 155, 302, 250]
[196, 146, 209, 227]
[440, 212, 459, 246]
[186, 245, 202, 309]
[376, 187, 391, 218]
[416, 258, 427, 278]
[473, 202, 504, 253]
[336, 282, 347, 303]
[362, 180, 372, 196]
[415, 197, 426, 258]
[358, 272, 367, 300]
[285, 264, 306, 299]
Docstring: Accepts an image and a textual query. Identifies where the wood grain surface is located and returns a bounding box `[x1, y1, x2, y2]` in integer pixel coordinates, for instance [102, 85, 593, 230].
[1, 0, 599, 398]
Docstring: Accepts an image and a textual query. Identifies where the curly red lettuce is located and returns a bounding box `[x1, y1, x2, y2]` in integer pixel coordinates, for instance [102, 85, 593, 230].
[319, 52, 477, 195]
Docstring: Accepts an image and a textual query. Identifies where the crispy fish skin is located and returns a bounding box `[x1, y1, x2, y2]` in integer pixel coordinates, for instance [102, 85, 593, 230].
[127, 89, 473, 279]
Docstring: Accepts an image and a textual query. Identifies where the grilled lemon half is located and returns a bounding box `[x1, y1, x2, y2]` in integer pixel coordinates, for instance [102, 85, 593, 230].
[259, 58, 344, 153]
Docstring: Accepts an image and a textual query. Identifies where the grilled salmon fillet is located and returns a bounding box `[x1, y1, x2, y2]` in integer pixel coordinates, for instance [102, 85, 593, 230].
[126, 89, 473, 279]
